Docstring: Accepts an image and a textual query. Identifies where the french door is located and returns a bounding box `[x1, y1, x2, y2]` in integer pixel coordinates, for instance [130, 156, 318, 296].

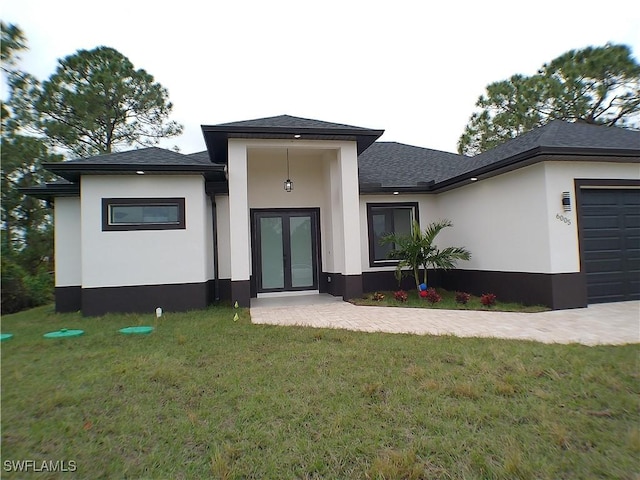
[252, 209, 320, 293]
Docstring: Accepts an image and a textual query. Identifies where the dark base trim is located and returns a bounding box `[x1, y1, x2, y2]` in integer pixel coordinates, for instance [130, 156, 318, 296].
[81, 282, 210, 316]
[231, 280, 251, 308]
[361, 269, 587, 309]
[343, 274, 363, 300]
[319, 272, 363, 300]
[57, 280, 236, 316]
[363, 270, 422, 294]
[436, 270, 587, 310]
[321, 272, 343, 297]
[216, 279, 232, 303]
[55, 286, 82, 313]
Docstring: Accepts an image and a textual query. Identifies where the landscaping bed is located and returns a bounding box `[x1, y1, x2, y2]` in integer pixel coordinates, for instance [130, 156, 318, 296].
[351, 288, 550, 313]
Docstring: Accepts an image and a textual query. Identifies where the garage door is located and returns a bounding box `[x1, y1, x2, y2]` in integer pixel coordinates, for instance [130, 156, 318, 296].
[580, 188, 640, 303]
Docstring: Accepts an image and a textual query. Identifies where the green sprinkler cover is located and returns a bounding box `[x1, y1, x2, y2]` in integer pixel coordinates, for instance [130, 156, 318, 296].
[43, 328, 84, 339]
[119, 326, 154, 335]
[1, 333, 14, 341]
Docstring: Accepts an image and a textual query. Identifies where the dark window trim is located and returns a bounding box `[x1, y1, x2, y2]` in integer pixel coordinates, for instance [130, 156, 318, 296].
[102, 197, 186, 231]
[366, 202, 419, 267]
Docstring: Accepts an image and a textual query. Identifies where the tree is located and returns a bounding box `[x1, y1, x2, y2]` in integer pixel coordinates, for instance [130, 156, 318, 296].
[1, 21, 27, 70]
[1, 23, 61, 257]
[1, 22, 61, 313]
[14, 46, 183, 157]
[381, 220, 471, 290]
[458, 43, 640, 156]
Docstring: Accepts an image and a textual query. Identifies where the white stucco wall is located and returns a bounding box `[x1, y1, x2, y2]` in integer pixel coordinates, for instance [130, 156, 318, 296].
[227, 141, 251, 282]
[327, 150, 345, 274]
[54, 197, 82, 287]
[246, 147, 335, 274]
[436, 163, 552, 273]
[435, 160, 640, 274]
[321, 151, 338, 273]
[337, 143, 362, 275]
[543, 161, 640, 273]
[204, 199, 214, 281]
[80, 175, 210, 288]
[247, 149, 326, 208]
[214, 195, 232, 280]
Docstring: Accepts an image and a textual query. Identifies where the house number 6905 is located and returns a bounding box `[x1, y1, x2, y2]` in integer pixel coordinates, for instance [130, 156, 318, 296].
[556, 213, 571, 226]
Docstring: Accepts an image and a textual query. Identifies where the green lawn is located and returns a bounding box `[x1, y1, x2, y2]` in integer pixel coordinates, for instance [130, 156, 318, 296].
[352, 288, 550, 312]
[1, 305, 638, 479]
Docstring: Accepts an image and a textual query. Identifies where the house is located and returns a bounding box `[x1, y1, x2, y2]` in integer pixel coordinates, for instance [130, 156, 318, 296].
[23, 115, 640, 316]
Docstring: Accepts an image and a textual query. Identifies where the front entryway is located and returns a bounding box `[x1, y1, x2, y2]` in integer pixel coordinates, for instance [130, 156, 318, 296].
[251, 209, 320, 294]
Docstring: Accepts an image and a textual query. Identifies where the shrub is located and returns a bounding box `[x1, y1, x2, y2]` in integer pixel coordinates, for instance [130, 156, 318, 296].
[455, 291, 471, 304]
[1, 256, 54, 314]
[481, 293, 497, 307]
[372, 292, 385, 301]
[393, 290, 408, 302]
[424, 288, 442, 304]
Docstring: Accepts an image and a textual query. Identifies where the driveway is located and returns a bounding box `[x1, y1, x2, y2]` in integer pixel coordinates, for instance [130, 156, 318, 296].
[250, 295, 640, 346]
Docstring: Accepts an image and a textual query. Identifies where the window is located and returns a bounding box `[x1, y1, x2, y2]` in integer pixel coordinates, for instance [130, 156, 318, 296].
[102, 198, 186, 231]
[367, 202, 419, 266]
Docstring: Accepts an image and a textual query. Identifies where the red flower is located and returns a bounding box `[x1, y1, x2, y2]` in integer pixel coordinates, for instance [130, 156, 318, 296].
[424, 288, 442, 304]
[455, 292, 471, 304]
[481, 293, 497, 307]
[394, 290, 408, 302]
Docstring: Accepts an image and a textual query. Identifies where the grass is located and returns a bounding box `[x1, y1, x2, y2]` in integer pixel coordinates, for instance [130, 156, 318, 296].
[1, 304, 638, 479]
[351, 288, 550, 312]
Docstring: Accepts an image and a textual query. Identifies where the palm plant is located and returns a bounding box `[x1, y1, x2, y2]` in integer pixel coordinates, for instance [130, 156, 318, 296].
[381, 220, 471, 290]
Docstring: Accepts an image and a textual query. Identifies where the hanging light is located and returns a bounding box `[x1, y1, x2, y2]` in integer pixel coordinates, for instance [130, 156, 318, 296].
[284, 149, 293, 192]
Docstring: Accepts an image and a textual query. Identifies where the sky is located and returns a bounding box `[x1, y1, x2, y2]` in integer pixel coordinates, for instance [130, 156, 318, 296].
[2, 0, 639, 156]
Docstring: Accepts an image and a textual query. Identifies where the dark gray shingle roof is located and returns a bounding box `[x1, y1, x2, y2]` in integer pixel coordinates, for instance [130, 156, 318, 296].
[185, 151, 214, 163]
[361, 121, 639, 191]
[461, 120, 640, 174]
[33, 119, 637, 196]
[64, 147, 212, 166]
[358, 142, 468, 188]
[43, 147, 224, 183]
[213, 114, 378, 131]
[202, 114, 385, 160]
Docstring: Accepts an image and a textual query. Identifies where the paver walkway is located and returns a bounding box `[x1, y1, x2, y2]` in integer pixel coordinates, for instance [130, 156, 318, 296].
[250, 295, 640, 346]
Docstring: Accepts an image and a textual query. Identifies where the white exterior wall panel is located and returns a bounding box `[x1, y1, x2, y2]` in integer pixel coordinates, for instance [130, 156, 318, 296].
[337, 143, 362, 276]
[204, 194, 215, 281]
[435, 163, 552, 273]
[543, 161, 639, 273]
[215, 195, 232, 280]
[80, 175, 209, 288]
[435, 160, 639, 275]
[54, 197, 82, 287]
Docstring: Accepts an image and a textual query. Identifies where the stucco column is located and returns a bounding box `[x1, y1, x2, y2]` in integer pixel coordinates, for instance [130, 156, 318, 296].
[338, 142, 363, 299]
[227, 141, 251, 307]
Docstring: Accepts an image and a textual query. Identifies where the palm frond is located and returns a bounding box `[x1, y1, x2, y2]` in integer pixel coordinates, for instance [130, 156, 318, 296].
[422, 219, 453, 245]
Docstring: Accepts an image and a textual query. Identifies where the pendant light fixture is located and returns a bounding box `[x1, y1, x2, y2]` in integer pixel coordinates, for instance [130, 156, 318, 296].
[284, 148, 293, 192]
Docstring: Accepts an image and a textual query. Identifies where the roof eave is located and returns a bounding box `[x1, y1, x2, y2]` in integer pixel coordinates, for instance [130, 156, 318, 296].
[359, 181, 435, 194]
[20, 183, 80, 201]
[431, 146, 640, 192]
[42, 162, 226, 182]
[201, 125, 384, 163]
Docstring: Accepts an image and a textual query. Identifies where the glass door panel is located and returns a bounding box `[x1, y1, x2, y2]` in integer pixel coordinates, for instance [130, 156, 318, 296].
[254, 210, 318, 293]
[259, 217, 284, 289]
[289, 216, 313, 288]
